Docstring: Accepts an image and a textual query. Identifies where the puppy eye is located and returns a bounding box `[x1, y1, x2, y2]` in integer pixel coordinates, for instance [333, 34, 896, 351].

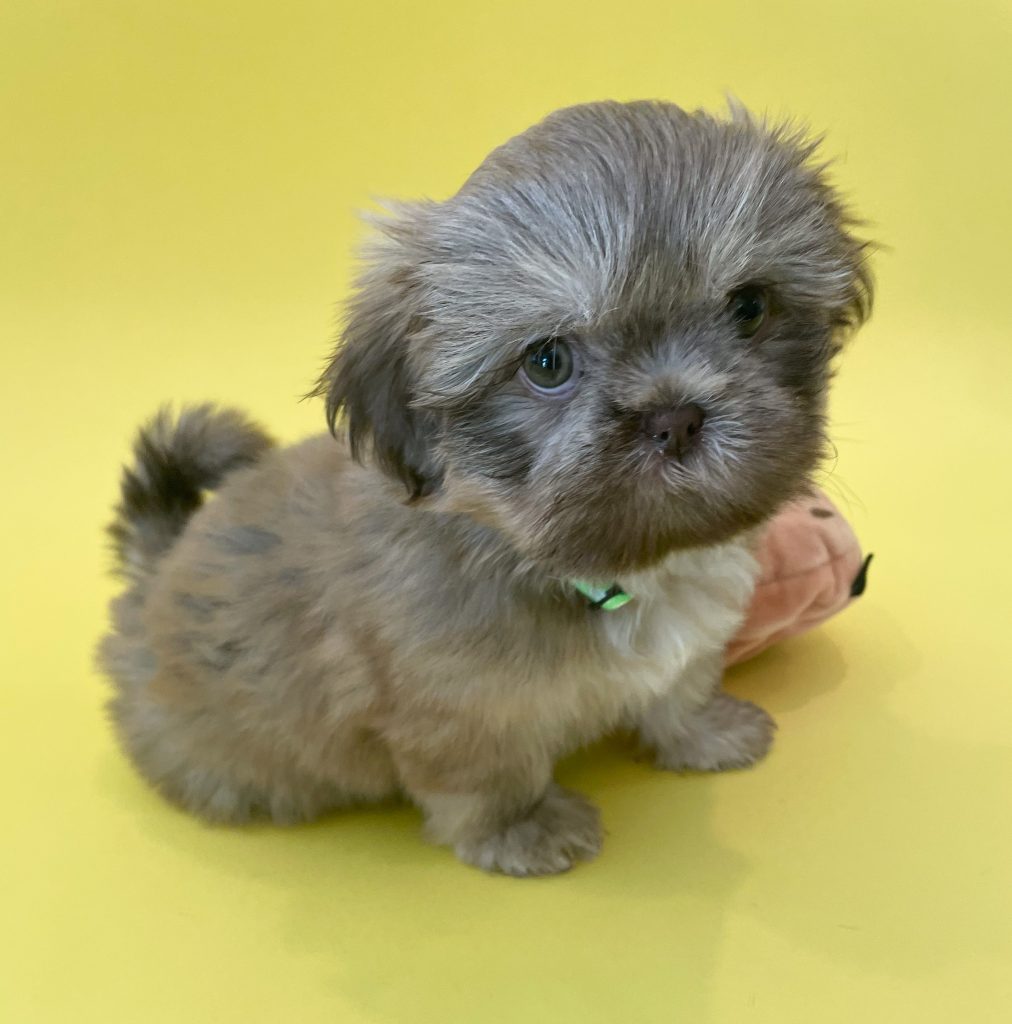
[728, 285, 768, 338]
[521, 337, 576, 393]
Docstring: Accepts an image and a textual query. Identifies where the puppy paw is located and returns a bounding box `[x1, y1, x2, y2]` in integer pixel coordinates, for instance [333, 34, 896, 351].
[454, 785, 602, 877]
[655, 693, 776, 772]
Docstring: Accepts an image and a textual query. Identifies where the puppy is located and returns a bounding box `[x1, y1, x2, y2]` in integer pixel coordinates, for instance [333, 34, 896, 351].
[99, 101, 871, 875]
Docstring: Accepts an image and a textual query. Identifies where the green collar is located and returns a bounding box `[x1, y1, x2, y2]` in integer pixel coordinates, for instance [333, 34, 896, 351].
[570, 579, 633, 611]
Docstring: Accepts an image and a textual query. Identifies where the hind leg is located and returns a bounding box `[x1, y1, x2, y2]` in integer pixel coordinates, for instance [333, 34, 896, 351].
[107, 680, 331, 824]
[109, 681, 400, 824]
[100, 627, 397, 824]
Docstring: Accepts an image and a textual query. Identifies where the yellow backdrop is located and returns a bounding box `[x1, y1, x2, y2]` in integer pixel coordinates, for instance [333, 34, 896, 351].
[3, 2, 1010, 1021]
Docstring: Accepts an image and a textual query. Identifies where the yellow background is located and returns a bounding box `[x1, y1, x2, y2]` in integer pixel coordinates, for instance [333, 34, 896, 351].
[3, 2, 1010, 1021]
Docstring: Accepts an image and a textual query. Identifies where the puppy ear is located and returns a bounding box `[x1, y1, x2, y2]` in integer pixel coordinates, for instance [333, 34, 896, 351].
[313, 205, 442, 499]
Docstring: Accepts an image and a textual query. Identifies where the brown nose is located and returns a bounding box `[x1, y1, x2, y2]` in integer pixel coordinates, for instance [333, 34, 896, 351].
[641, 403, 706, 459]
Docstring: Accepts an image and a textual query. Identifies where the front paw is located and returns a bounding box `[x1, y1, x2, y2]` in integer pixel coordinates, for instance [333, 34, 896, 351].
[454, 785, 602, 877]
[655, 693, 776, 772]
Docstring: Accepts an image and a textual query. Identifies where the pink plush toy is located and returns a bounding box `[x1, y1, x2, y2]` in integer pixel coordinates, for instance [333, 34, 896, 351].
[727, 489, 871, 665]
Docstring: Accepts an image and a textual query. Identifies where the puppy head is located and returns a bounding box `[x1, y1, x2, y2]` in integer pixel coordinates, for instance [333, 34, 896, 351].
[318, 101, 872, 578]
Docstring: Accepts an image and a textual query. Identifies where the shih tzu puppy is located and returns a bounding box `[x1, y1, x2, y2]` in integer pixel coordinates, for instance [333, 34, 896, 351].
[99, 100, 871, 875]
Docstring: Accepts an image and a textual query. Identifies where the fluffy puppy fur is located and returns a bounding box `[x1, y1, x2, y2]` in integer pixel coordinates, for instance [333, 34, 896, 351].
[98, 101, 871, 875]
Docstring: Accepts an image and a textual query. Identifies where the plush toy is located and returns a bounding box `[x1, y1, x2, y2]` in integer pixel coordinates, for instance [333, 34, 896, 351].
[727, 489, 872, 665]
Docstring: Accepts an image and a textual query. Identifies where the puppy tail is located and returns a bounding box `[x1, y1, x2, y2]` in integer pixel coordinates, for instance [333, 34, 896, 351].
[108, 404, 275, 579]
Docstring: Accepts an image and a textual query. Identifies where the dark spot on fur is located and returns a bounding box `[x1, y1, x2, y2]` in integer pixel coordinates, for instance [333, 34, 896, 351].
[195, 638, 242, 671]
[174, 593, 226, 621]
[204, 640, 241, 671]
[276, 567, 309, 586]
[170, 632, 242, 671]
[810, 507, 833, 518]
[212, 525, 282, 555]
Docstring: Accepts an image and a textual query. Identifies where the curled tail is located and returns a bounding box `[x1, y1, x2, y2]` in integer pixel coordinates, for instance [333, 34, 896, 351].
[109, 404, 275, 579]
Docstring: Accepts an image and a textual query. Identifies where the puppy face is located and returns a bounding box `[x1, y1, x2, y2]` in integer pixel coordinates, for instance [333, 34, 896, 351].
[319, 101, 871, 577]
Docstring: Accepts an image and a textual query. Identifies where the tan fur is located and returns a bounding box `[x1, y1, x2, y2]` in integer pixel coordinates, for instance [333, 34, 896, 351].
[100, 436, 765, 871]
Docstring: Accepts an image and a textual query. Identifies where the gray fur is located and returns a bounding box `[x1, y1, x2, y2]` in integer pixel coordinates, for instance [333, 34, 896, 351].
[99, 101, 872, 875]
[315, 100, 871, 576]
